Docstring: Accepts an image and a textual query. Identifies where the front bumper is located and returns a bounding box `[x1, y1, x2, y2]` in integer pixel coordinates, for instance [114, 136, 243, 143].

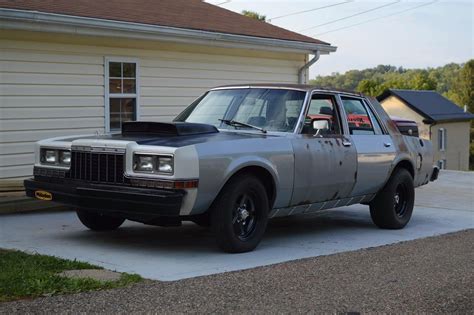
[24, 177, 184, 217]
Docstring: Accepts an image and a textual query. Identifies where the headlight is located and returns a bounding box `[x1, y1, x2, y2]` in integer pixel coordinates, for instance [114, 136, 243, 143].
[134, 155, 155, 172]
[42, 149, 57, 164]
[40, 149, 71, 166]
[59, 150, 71, 165]
[133, 154, 174, 174]
[158, 157, 173, 173]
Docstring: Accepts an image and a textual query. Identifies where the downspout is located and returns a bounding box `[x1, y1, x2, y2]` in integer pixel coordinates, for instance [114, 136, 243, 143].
[298, 50, 320, 84]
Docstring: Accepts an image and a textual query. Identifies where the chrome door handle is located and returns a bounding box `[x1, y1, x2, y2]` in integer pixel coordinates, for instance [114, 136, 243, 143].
[342, 141, 351, 147]
[384, 142, 392, 147]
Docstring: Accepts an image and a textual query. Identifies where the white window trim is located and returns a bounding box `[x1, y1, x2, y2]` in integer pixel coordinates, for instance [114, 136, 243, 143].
[438, 128, 446, 152]
[104, 57, 140, 132]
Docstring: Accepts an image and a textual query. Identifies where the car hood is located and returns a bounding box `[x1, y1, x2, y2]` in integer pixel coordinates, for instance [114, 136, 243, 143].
[63, 130, 271, 148]
[59, 122, 275, 148]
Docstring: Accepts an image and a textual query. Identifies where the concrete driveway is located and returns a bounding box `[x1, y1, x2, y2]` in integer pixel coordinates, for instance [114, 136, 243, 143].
[0, 170, 472, 281]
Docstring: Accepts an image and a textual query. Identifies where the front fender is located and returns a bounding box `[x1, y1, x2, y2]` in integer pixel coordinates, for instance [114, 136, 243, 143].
[191, 156, 282, 215]
[191, 138, 294, 214]
[221, 155, 280, 196]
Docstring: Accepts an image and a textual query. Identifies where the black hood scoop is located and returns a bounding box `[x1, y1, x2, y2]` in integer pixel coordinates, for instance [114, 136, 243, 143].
[121, 121, 219, 137]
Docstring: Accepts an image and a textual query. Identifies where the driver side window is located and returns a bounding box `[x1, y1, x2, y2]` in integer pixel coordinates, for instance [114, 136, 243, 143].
[302, 94, 341, 135]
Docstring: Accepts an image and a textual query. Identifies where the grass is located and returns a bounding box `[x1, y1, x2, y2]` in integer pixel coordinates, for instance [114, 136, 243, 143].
[0, 249, 142, 303]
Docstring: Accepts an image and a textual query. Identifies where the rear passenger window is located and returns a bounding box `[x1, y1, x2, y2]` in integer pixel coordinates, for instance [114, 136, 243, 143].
[365, 102, 384, 134]
[341, 98, 375, 135]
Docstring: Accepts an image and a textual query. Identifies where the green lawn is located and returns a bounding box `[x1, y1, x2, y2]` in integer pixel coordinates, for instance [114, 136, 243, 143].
[0, 249, 142, 302]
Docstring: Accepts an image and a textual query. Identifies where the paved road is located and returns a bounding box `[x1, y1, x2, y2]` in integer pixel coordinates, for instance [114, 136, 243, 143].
[1, 230, 472, 313]
[0, 171, 472, 280]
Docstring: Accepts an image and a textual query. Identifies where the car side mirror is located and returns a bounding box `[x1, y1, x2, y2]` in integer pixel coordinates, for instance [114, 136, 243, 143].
[312, 118, 330, 137]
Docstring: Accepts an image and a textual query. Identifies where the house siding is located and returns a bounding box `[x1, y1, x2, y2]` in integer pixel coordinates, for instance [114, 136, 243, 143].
[430, 122, 470, 171]
[380, 95, 430, 139]
[380, 95, 471, 171]
[0, 31, 305, 180]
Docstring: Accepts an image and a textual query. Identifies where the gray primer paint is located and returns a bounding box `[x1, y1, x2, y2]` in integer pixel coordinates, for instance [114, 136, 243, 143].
[33, 88, 436, 217]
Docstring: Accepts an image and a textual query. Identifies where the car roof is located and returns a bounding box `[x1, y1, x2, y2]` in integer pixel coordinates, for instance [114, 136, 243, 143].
[211, 84, 364, 97]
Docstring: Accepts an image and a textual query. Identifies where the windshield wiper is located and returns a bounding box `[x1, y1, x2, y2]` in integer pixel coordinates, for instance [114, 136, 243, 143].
[218, 119, 267, 134]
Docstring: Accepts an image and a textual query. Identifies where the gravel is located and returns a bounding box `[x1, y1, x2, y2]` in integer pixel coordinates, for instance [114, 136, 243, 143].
[1, 229, 473, 314]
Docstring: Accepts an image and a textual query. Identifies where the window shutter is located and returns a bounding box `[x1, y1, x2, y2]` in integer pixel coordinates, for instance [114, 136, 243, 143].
[438, 129, 442, 150]
[444, 128, 447, 151]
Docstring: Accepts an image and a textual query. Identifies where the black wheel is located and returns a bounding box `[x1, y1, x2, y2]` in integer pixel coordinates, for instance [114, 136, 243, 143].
[76, 209, 125, 231]
[370, 168, 415, 229]
[210, 174, 269, 253]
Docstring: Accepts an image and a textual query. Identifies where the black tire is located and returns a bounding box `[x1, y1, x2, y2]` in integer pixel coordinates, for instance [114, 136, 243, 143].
[370, 168, 415, 229]
[76, 209, 125, 231]
[210, 174, 269, 253]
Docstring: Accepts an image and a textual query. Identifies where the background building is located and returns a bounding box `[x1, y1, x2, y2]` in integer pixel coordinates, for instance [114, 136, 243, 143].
[378, 89, 474, 171]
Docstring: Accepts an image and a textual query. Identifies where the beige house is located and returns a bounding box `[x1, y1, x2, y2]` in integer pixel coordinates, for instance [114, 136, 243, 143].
[378, 89, 473, 171]
[0, 0, 337, 187]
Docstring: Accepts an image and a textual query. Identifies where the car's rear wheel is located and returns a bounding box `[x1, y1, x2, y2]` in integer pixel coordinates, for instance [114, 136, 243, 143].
[76, 209, 125, 231]
[370, 168, 415, 229]
[210, 174, 269, 253]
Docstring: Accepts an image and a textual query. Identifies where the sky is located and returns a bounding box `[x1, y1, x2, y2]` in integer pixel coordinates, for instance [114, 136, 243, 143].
[206, 0, 473, 78]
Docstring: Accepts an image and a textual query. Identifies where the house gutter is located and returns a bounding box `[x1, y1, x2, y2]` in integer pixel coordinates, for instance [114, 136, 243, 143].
[298, 51, 320, 84]
[0, 8, 338, 54]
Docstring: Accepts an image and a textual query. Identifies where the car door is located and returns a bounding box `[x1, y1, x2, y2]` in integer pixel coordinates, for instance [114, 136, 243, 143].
[291, 93, 357, 205]
[339, 96, 396, 196]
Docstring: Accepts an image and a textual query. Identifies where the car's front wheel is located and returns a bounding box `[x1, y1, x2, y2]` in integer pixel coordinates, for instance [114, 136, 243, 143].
[370, 168, 415, 229]
[76, 209, 125, 231]
[210, 174, 269, 253]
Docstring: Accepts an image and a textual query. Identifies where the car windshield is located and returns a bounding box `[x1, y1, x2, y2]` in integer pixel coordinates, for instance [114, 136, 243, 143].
[175, 88, 307, 132]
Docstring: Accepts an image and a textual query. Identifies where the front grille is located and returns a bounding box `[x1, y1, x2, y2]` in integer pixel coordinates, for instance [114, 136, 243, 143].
[66, 151, 125, 184]
[34, 167, 66, 178]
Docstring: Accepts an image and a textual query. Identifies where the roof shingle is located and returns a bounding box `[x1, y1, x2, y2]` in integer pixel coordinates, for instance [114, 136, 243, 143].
[378, 89, 474, 123]
[0, 0, 329, 45]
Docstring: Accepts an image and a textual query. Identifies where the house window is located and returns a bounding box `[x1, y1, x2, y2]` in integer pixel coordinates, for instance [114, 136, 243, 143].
[438, 128, 446, 151]
[105, 59, 139, 131]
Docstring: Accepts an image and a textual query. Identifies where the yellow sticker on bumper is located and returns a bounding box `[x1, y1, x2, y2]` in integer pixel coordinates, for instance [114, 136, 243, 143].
[35, 190, 52, 201]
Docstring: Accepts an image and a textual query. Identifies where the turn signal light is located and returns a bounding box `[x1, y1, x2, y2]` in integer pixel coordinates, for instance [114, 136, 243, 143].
[174, 180, 199, 189]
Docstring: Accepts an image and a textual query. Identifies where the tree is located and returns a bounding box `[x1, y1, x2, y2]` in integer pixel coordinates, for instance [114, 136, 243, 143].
[310, 61, 472, 105]
[454, 60, 474, 113]
[241, 10, 266, 22]
[409, 71, 437, 90]
[357, 79, 383, 96]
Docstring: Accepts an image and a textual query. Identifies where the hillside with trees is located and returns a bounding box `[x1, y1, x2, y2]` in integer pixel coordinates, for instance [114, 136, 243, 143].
[310, 60, 473, 112]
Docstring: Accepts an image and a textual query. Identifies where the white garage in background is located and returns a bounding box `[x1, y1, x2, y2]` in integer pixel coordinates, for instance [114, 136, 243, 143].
[0, 0, 336, 186]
